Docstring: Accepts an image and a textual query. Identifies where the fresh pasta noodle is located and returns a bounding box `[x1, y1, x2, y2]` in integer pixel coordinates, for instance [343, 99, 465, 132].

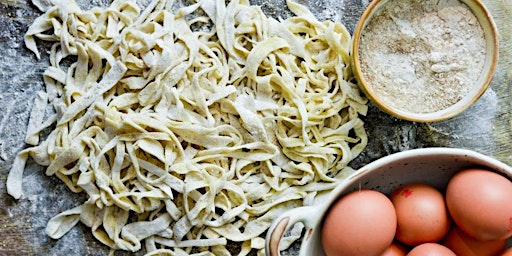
[8, 0, 368, 254]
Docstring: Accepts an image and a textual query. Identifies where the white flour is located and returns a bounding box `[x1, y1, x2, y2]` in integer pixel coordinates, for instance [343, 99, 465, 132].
[359, 0, 486, 114]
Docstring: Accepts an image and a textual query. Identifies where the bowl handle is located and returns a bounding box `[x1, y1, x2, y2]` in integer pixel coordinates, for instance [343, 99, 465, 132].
[265, 205, 322, 256]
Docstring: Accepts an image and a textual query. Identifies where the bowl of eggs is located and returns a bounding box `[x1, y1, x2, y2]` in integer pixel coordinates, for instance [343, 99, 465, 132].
[265, 147, 512, 256]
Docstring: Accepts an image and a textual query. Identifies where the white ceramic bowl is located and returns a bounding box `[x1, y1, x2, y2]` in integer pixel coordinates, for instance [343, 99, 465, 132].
[265, 148, 512, 255]
[352, 0, 499, 122]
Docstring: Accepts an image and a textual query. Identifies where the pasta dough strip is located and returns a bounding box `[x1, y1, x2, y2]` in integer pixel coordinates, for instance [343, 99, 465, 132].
[8, 0, 369, 255]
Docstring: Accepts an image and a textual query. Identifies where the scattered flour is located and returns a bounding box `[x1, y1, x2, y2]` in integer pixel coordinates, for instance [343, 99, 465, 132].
[359, 0, 486, 114]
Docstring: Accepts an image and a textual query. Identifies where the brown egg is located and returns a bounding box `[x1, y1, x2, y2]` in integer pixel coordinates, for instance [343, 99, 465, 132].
[321, 189, 397, 256]
[406, 243, 456, 256]
[443, 227, 506, 256]
[446, 168, 512, 241]
[391, 183, 451, 246]
[381, 242, 408, 256]
[501, 247, 512, 255]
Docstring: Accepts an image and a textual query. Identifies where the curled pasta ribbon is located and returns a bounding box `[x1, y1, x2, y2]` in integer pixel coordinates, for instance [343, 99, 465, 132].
[9, 0, 368, 254]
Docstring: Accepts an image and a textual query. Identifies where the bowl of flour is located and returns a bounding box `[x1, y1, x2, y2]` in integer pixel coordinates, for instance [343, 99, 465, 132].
[352, 0, 499, 122]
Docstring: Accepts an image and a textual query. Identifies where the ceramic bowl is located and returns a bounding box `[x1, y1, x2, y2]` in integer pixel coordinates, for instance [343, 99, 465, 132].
[265, 148, 512, 256]
[351, 0, 499, 122]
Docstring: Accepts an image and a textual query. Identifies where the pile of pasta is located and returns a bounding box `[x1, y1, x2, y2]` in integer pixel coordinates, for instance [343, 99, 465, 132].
[8, 0, 368, 255]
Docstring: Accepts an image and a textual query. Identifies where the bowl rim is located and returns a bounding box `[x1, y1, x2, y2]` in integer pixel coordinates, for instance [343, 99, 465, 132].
[351, 0, 500, 123]
[332, 147, 512, 197]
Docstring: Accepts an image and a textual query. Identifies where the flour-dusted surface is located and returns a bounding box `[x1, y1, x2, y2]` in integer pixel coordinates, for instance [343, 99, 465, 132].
[359, 0, 486, 114]
[1, 0, 511, 255]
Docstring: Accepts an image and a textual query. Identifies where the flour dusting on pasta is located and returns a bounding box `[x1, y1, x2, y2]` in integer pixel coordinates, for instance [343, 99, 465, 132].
[7, 0, 367, 254]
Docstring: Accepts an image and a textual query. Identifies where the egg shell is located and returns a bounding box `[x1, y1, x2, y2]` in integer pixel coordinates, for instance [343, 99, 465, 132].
[446, 168, 512, 241]
[406, 243, 456, 256]
[321, 189, 397, 256]
[381, 242, 408, 256]
[443, 227, 506, 256]
[391, 183, 451, 246]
